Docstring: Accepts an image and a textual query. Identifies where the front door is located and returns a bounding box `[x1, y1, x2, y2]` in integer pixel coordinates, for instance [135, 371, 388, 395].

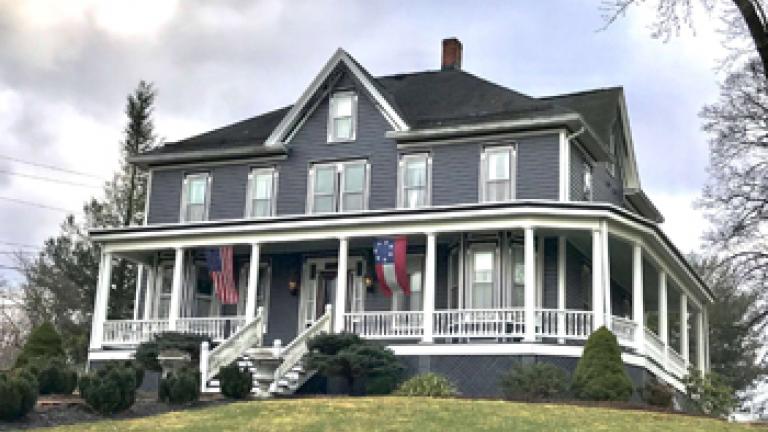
[316, 271, 336, 322]
[300, 257, 364, 329]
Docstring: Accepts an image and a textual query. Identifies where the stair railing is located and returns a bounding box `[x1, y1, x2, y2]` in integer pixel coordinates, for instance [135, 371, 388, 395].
[273, 304, 332, 383]
[201, 307, 264, 384]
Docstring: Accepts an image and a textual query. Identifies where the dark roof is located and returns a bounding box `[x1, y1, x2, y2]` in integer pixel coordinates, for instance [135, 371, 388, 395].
[140, 69, 618, 159]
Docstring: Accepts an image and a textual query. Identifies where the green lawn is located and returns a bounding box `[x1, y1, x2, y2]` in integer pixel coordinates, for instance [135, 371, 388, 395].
[35, 397, 759, 432]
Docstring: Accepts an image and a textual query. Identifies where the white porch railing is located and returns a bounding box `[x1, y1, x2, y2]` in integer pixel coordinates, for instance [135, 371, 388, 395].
[611, 316, 637, 347]
[667, 346, 687, 379]
[343, 311, 423, 339]
[103, 319, 170, 345]
[644, 328, 665, 366]
[176, 317, 246, 341]
[433, 308, 525, 338]
[535, 309, 593, 339]
[204, 308, 265, 381]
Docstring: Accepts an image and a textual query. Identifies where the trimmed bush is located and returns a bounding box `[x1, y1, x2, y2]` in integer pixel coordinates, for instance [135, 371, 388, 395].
[26, 357, 78, 395]
[0, 371, 38, 421]
[219, 363, 252, 399]
[159, 368, 199, 404]
[394, 373, 458, 397]
[642, 377, 674, 408]
[571, 326, 633, 401]
[500, 363, 569, 401]
[15, 322, 65, 368]
[79, 363, 138, 415]
[306, 333, 403, 395]
[683, 369, 737, 418]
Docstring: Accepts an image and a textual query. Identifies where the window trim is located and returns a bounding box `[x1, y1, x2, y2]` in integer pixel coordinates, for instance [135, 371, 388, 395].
[307, 159, 369, 214]
[245, 167, 278, 218]
[465, 243, 499, 309]
[583, 162, 593, 201]
[397, 152, 432, 209]
[479, 144, 517, 203]
[327, 91, 358, 143]
[179, 172, 211, 222]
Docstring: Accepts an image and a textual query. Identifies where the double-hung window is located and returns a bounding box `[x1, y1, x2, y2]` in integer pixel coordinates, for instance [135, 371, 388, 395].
[480, 145, 515, 202]
[583, 163, 593, 201]
[398, 153, 430, 208]
[181, 173, 210, 222]
[470, 249, 496, 309]
[309, 160, 368, 213]
[328, 92, 357, 142]
[246, 168, 277, 218]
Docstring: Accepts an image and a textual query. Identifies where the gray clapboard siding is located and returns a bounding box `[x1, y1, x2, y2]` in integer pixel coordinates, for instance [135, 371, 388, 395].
[431, 143, 480, 205]
[569, 143, 587, 201]
[542, 238, 559, 309]
[209, 164, 250, 220]
[516, 135, 560, 200]
[147, 169, 183, 224]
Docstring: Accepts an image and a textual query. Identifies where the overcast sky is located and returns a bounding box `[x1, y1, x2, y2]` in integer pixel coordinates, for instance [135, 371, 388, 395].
[0, 0, 727, 283]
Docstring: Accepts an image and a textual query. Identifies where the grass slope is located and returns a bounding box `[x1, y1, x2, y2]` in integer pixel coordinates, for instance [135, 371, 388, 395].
[35, 397, 758, 432]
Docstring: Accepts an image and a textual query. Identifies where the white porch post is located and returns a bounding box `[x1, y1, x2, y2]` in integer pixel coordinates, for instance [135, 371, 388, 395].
[524, 227, 536, 342]
[245, 243, 261, 324]
[133, 265, 144, 320]
[659, 271, 669, 366]
[702, 307, 710, 372]
[557, 236, 566, 343]
[591, 229, 605, 329]
[168, 247, 185, 331]
[334, 237, 348, 333]
[680, 293, 689, 364]
[632, 243, 644, 353]
[143, 264, 156, 320]
[601, 221, 611, 328]
[422, 232, 436, 343]
[696, 308, 706, 372]
[89, 251, 113, 350]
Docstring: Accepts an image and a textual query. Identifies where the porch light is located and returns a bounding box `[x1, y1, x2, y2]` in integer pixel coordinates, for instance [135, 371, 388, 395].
[288, 274, 299, 294]
[363, 275, 373, 288]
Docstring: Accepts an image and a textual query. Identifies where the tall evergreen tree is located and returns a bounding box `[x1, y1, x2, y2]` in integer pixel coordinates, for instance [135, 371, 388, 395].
[19, 81, 157, 364]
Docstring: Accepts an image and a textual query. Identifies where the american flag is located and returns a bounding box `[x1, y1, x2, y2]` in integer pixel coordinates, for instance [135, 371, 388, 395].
[205, 246, 239, 305]
[373, 236, 410, 297]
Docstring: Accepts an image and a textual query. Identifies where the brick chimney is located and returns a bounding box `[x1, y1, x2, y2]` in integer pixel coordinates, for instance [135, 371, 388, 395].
[441, 38, 462, 71]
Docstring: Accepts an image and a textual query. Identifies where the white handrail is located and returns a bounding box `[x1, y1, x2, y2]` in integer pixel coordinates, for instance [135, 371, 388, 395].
[103, 319, 170, 345]
[176, 317, 246, 341]
[433, 308, 525, 338]
[534, 309, 593, 339]
[610, 316, 637, 347]
[344, 311, 423, 338]
[273, 304, 333, 382]
[205, 308, 264, 379]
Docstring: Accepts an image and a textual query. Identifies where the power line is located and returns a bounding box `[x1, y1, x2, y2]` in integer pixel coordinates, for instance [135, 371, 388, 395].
[0, 196, 76, 213]
[0, 154, 104, 179]
[0, 168, 102, 189]
[0, 265, 23, 272]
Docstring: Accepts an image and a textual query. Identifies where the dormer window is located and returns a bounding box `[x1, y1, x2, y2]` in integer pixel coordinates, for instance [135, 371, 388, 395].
[328, 91, 357, 142]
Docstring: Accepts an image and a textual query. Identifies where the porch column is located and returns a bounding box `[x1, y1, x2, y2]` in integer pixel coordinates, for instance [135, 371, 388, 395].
[632, 243, 644, 353]
[524, 227, 536, 342]
[89, 251, 113, 349]
[133, 265, 144, 320]
[143, 264, 157, 320]
[245, 243, 261, 324]
[334, 237, 348, 333]
[422, 232, 436, 343]
[557, 236, 566, 343]
[168, 247, 185, 331]
[601, 221, 611, 328]
[680, 293, 689, 364]
[696, 308, 706, 372]
[702, 308, 710, 372]
[591, 228, 605, 329]
[658, 271, 669, 366]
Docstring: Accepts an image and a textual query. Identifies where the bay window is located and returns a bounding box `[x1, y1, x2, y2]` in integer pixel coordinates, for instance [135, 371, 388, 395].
[480, 145, 515, 202]
[246, 168, 277, 218]
[328, 91, 357, 142]
[309, 160, 369, 213]
[398, 153, 430, 208]
[181, 173, 210, 222]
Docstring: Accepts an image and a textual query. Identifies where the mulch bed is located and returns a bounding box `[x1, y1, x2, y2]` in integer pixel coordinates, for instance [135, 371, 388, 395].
[0, 393, 231, 431]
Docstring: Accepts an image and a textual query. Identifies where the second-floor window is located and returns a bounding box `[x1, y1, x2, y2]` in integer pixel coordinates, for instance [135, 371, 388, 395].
[246, 168, 277, 218]
[480, 145, 516, 202]
[181, 173, 210, 222]
[398, 153, 431, 208]
[583, 163, 593, 201]
[309, 160, 368, 213]
[328, 91, 357, 142]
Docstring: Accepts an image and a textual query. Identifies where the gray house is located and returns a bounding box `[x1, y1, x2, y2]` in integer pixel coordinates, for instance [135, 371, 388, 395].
[88, 39, 712, 397]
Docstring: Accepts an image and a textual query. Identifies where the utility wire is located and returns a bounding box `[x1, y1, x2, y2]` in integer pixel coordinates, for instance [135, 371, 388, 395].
[0, 154, 104, 179]
[0, 196, 75, 213]
[0, 168, 102, 189]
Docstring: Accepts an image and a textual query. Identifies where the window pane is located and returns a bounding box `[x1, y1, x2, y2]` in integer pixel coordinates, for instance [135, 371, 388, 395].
[188, 177, 207, 204]
[157, 298, 170, 319]
[187, 204, 205, 221]
[254, 173, 272, 199]
[343, 193, 363, 211]
[405, 188, 425, 208]
[314, 166, 335, 194]
[474, 251, 494, 283]
[473, 283, 493, 308]
[487, 151, 510, 180]
[252, 199, 270, 217]
[334, 118, 352, 140]
[196, 299, 211, 317]
[314, 195, 334, 213]
[333, 95, 353, 117]
[344, 163, 365, 192]
[486, 181, 510, 202]
[405, 159, 426, 187]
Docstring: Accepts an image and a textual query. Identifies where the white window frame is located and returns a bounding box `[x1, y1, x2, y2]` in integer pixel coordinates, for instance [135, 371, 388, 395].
[180, 172, 211, 222]
[465, 244, 499, 309]
[583, 163, 593, 201]
[245, 167, 278, 218]
[307, 160, 369, 214]
[397, 153, 432, 209]
[327, 91, 358, 143]
[480, 145, 516, 203]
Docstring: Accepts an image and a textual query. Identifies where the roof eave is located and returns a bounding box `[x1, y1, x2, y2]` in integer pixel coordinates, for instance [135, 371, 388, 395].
[128, 145, 288, 168]
[625, 189, 664, 223]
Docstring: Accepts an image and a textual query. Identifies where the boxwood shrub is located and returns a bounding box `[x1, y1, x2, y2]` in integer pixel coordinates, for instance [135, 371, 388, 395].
[571, 326, 633, 401]
[79, 363, 138, 415]
[0, 371, 38, 421]
[500, 363, 569, 401]
[26, 357, 78, 395]
[219, 363, 252, 400]
[159, 368, 199, 404]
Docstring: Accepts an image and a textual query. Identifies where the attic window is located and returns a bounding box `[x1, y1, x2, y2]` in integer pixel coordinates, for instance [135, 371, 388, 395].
[328, 91, 357, 142]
